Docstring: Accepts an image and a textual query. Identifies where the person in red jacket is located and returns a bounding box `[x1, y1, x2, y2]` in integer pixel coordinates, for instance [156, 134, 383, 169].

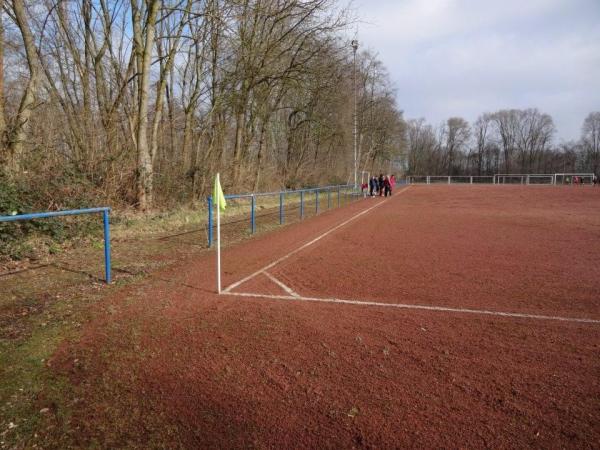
[389, 174, 396, 195]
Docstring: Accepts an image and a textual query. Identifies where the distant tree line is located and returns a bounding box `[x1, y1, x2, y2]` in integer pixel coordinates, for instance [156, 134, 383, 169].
[405, 109, 600, 177]
[0, 0, 405, 210]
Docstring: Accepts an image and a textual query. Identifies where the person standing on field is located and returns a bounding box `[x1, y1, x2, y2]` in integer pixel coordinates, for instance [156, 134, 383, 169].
[383, 176, 391, 197]
[378, 174, 384, 196]
[369, 176, 377, 197]
[389, 174, 395, 195]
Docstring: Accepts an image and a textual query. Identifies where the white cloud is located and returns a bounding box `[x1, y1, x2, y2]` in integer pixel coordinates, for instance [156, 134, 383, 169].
[353, 0, 600, 140]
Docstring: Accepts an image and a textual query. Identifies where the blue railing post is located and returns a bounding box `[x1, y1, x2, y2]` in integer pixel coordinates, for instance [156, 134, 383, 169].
[207, 196, 213, 247]
[300, 191, 304, 219]
[251, 195, 256, 233]
[279, 192, 284, 224]
[315, 190, 319, 214]
[337, 187, 340, 207]
[102, 209, 112, 283]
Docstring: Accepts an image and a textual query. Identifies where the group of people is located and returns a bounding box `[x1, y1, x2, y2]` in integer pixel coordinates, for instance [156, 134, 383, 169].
[361, 174, 396, 197]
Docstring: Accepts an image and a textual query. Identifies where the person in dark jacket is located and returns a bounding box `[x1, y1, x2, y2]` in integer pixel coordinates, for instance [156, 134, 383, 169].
[383, 175, 391, 197]
[369, 176, 378, 197]
[378, 174, 384, 196]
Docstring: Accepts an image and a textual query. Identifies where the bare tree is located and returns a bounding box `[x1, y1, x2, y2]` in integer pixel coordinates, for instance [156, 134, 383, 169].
[473, 113, 493, 175]
[442, 117, 470, 175]
[515, 108, 555, 173]
[130, 0, 160, 209]
[0, 0, 409, 212]
[581, 112, 600, 175]
[405, 118, 437, 175]
[491, 109, 521, 173]
[0, 0, 6, 155]
[4, 0, 41, 172]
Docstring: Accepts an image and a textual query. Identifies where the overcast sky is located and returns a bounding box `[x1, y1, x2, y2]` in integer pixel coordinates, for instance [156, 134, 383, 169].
[353, 0, 600, 142]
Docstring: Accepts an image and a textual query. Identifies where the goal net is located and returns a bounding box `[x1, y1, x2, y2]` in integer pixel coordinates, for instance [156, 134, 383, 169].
[554, 173, 595, 185]
[527, 175, 554, 185]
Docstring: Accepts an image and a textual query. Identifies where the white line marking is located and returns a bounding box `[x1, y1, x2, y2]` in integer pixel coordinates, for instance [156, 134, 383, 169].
[223, 187, 411, 293]
[225, 292, 600, 324]
[263, 271, 301, 298]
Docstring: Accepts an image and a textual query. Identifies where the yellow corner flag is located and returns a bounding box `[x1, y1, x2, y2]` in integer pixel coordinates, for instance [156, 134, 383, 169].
[214, 173, 227, 211]
[214, 173, 226, 293]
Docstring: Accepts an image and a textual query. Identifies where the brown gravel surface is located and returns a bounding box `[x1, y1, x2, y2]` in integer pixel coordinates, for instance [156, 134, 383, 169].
[47, 186, 600, 449]
[265, 186, 600, 319]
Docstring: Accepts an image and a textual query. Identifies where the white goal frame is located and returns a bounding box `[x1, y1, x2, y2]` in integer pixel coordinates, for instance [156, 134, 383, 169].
[554, 173, 595, 185]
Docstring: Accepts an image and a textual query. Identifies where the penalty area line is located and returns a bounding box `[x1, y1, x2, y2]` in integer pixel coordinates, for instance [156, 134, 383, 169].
[222, 186, 412, 293]
[263, 271, 300, 298]
[224, 292, 600, 324]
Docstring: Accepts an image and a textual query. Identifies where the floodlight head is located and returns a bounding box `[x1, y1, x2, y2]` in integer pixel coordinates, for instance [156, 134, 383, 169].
[351, 40, 359, 51]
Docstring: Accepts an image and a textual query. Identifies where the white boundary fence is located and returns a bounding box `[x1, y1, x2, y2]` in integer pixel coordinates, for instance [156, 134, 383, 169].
[407, 173, 595, 185]
[494, 174, 554, 185]
[406, 175, 495, 185]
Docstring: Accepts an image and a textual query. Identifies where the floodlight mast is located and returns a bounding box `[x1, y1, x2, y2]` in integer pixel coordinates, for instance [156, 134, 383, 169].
[352, 39, 359, 190]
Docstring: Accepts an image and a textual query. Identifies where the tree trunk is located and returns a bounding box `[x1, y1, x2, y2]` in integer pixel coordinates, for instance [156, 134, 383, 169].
[232, 108, 245, 185]
[253, 121, 268, 191]
[7, 0, 41, 173]
[132, 0, 160, 210]
[0, 0, 6, 158]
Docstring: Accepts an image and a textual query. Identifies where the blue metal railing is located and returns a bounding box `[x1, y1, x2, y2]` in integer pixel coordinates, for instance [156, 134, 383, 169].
[207, 184, 356, 247]
[0, 207, 112, 283]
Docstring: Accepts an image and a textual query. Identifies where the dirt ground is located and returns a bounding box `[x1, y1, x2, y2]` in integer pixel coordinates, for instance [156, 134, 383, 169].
[6, 186, 600, 448]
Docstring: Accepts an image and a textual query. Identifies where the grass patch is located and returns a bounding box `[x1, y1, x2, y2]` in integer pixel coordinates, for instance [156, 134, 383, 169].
[0, 295, 83, 448]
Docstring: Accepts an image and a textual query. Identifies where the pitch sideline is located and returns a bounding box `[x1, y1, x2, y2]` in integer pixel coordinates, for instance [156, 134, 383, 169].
[225, 291, 600, 324]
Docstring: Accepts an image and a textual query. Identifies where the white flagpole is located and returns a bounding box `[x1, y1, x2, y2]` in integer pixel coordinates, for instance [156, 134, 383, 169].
[216, 173, 222, 294]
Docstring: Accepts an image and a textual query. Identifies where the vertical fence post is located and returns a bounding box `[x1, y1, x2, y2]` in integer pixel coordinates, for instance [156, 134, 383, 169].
[327, 189, 331, 209]
[337, 187, 340, 207]
[315, 190, 319, 214]
[279, 192, 284, 224]
[470, 176, 473, 184]
[207, 196, 213, 247]
[102, 209, 112, 284]
[300, 191, 304, 219]
[251, 195, 256, 233]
